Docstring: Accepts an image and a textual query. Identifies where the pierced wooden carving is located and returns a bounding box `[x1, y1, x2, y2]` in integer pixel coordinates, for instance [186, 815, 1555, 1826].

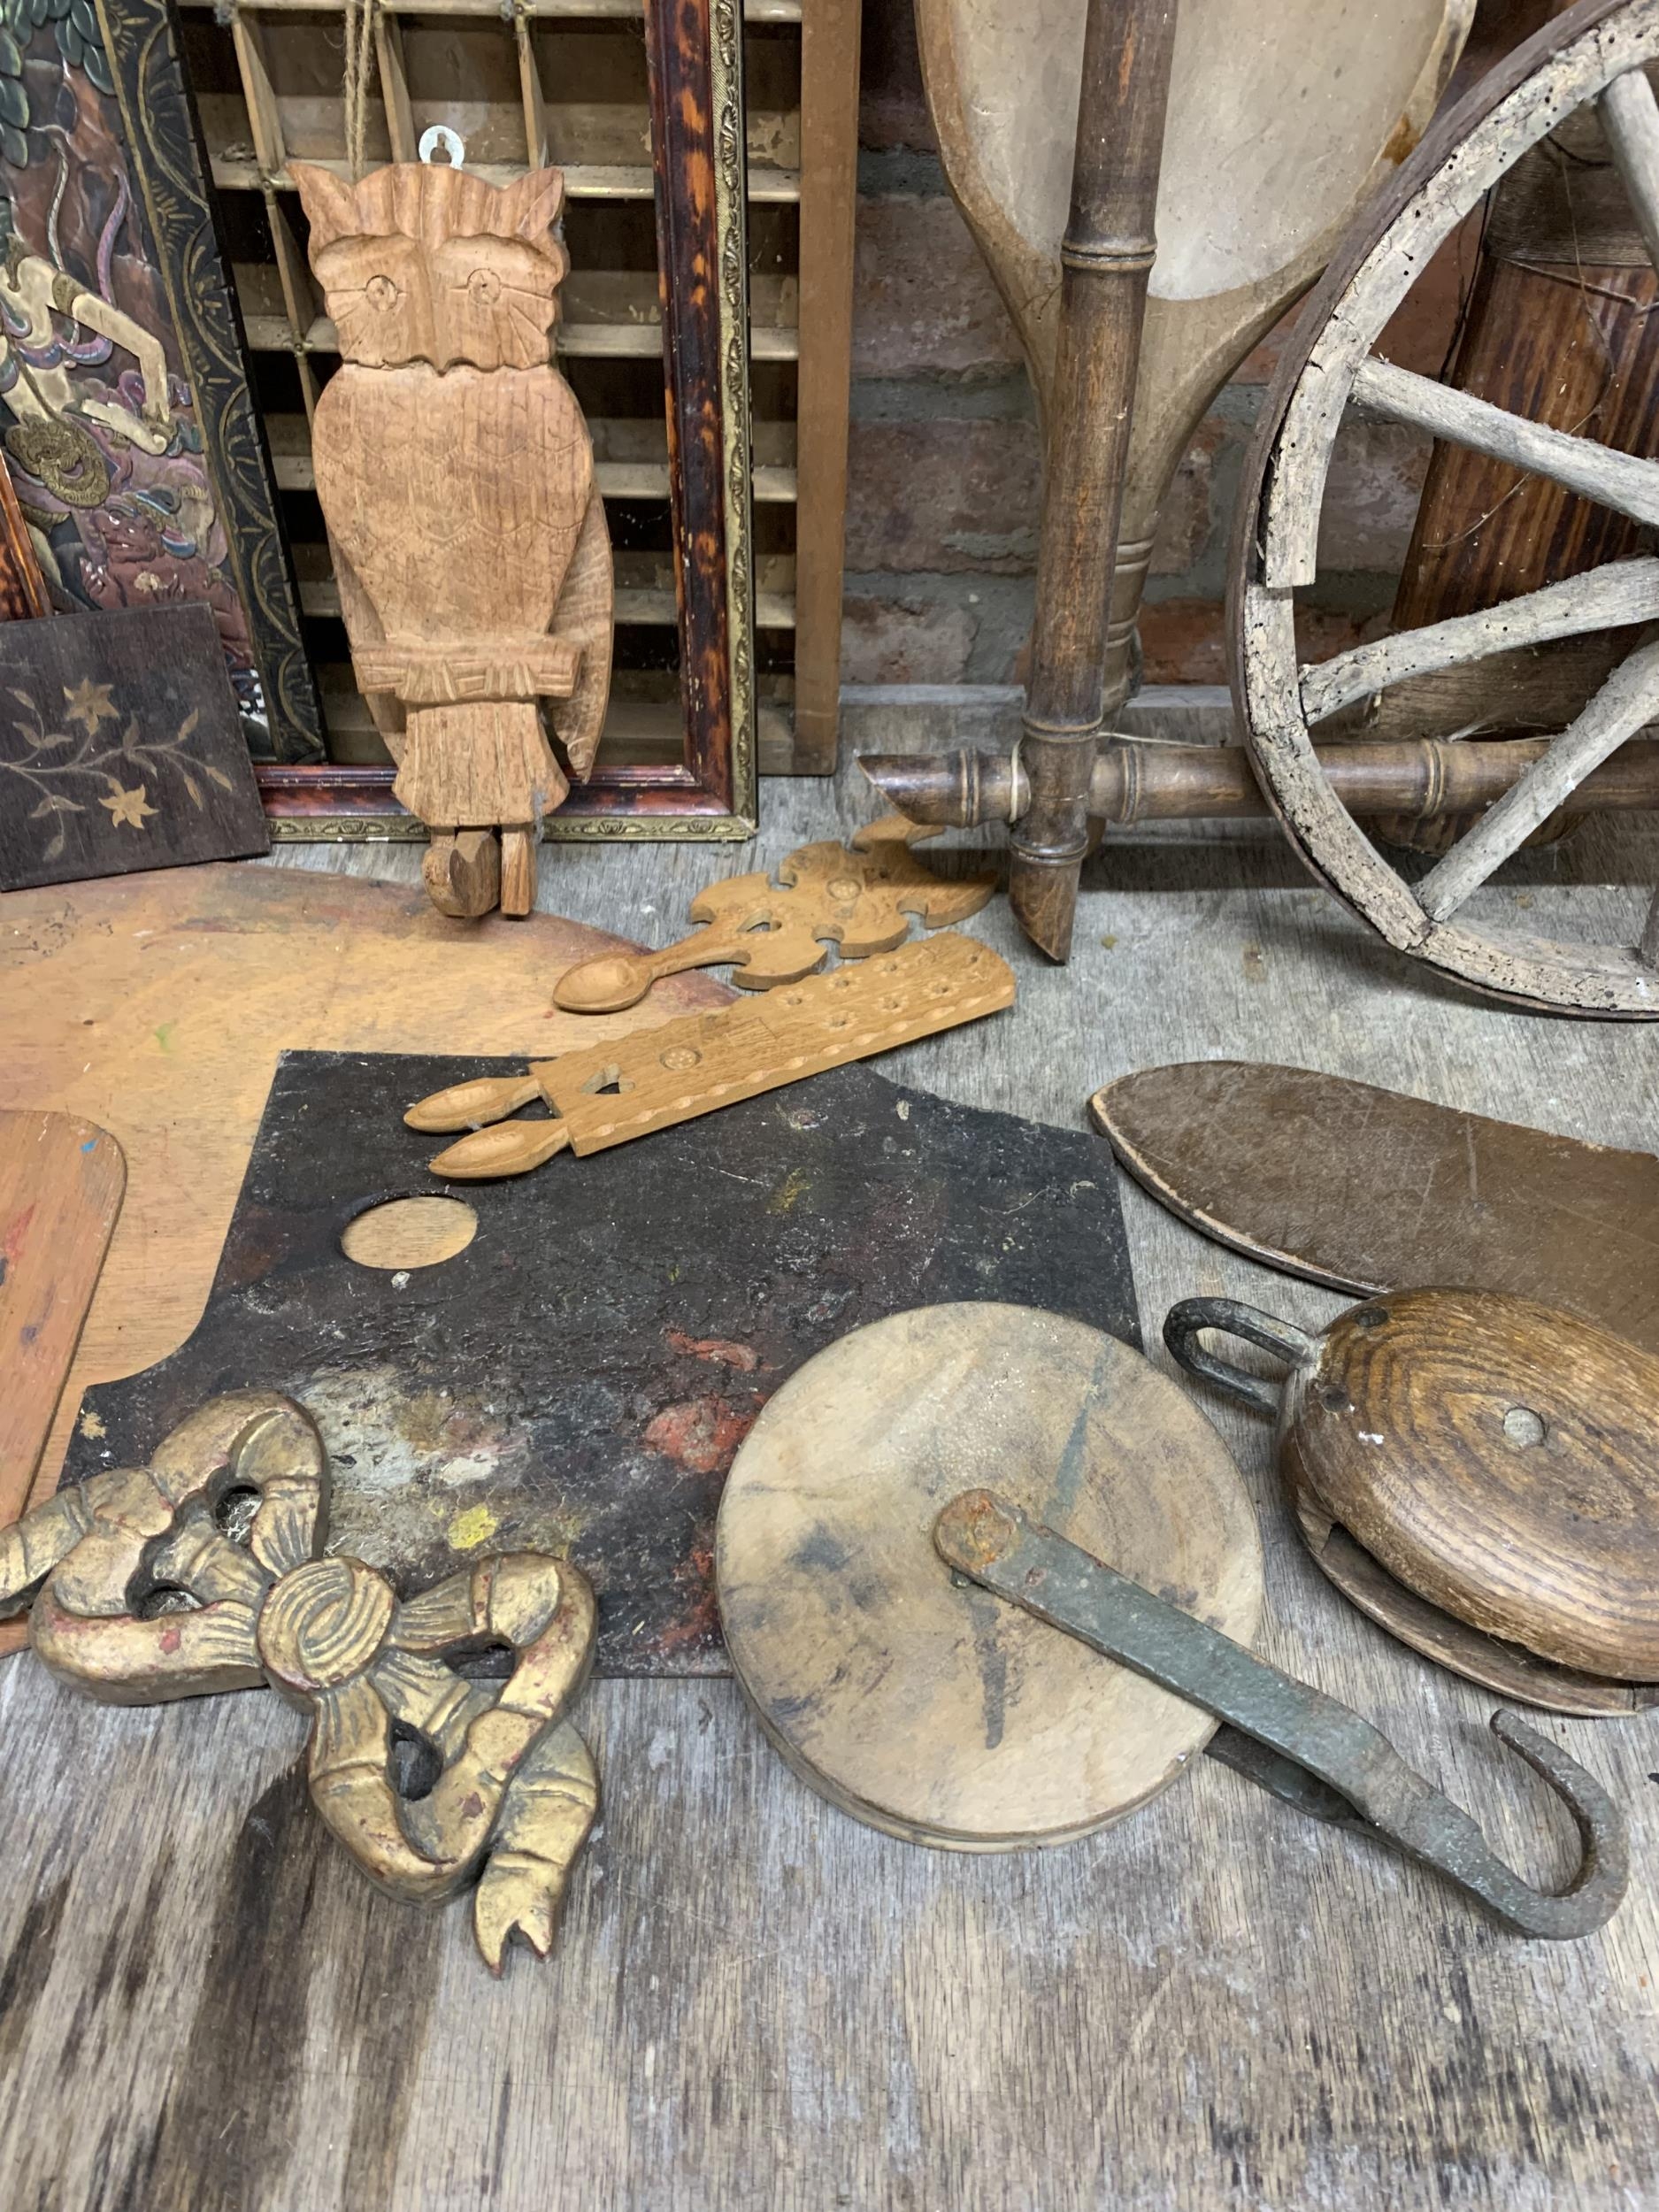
[293, 161, 614, 918]
[553, 818, 995, 1012]
[0, 1392, 599, 1970]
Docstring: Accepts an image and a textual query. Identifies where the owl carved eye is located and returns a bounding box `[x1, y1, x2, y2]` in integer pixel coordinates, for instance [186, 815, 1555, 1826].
[467, 268, 503, 306]
[365, 275, 399, 311]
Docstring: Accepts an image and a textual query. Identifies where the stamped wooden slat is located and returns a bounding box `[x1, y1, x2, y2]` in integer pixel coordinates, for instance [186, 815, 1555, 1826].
[1416, 632, 1659, 920]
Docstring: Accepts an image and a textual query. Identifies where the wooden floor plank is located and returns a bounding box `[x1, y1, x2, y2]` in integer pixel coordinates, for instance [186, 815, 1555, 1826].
[3, 776, 1658, 2208]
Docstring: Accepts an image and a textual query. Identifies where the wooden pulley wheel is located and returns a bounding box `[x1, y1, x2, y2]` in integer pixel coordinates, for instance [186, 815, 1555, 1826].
[715, 1302, 1263, 1848]
[1165, 1286, 1659, 1716]
[1233, 0, 1659, 1017]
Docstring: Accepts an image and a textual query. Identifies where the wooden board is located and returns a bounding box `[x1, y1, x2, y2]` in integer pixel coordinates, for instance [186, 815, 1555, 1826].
[0, 603, 269, 889]
[717, 1302, 1262, 1848]
[0, 1110, 124, 1527]
[0, 860, 731, 1563]
[1090, 1062, 1659, 1354]
[4, 776, 1659, 2211]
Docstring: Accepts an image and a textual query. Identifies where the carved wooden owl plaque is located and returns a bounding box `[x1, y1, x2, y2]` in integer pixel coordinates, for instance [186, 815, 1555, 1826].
[294, 162, 614, 918]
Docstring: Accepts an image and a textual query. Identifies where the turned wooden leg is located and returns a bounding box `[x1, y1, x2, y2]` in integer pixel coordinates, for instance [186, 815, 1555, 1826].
[424, 827, 501, 918]
[499, 825, 538, 918]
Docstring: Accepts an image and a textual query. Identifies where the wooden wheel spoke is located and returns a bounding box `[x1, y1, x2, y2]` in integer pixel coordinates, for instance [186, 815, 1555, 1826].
[1640, 885, 1659, 967]
[1351, 357, 1659, 531]
[1599, 65, 1659, 278]
[1415, 634, 1659, 923]
[1300, 558, 1659, 725]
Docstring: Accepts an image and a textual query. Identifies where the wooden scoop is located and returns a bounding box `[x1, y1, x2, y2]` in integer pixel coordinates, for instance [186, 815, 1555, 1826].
[915, 0, 1471, 710]
[1166, 1286, 1659, 1716]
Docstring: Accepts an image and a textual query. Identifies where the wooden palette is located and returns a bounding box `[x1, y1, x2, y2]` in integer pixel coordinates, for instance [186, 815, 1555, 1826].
[0, 861, 730, 1572]
[716, 1302, 1263, 1849]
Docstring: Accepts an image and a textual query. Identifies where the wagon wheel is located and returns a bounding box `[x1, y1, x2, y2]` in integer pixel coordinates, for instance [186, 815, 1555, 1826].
[1233, 0, 1659, 1018]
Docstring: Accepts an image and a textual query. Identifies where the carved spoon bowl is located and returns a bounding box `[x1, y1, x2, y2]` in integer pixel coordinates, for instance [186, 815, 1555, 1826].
[552, 953, 658, 1012]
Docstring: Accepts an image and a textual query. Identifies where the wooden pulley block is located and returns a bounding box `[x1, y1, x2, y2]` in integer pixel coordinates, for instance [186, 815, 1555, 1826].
[715, 1303, 1263, 1848]
[1164, 1288, 1659, 1717]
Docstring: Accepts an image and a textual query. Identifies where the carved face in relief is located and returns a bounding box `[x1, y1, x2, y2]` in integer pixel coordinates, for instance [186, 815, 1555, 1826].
[293, 163, 569, 373]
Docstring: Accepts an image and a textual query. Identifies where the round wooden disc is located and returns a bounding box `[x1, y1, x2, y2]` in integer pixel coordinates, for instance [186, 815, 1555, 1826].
[716, 1303, 1263, 1849]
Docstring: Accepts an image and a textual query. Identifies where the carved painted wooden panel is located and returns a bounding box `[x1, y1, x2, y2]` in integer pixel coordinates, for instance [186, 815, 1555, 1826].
[0, 0, 322, 757]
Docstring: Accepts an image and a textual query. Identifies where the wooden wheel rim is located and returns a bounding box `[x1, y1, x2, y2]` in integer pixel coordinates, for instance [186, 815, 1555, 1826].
[715, 1302, 1263, 1850]
[1232, 0, 1659, 1017]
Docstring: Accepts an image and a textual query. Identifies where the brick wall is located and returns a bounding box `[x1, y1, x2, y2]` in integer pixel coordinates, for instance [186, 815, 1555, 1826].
[843, 0, 1549, 689]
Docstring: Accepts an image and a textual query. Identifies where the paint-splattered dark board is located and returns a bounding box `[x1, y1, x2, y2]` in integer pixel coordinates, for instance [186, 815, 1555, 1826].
[64, 1051, 1139, 1673]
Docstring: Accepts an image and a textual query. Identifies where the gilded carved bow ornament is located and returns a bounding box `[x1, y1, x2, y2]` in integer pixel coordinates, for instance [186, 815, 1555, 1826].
[0, 1391, 598, 1970]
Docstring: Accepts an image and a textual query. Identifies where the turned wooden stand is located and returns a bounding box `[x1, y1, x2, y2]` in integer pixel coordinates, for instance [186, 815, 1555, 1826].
[867, 0, 1659, 1019]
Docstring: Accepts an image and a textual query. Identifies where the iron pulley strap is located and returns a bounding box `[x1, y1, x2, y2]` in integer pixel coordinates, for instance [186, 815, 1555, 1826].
[933, 1490, 1627, 1939]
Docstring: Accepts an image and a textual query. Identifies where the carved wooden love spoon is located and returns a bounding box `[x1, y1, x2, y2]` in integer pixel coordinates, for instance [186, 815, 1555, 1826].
[551, 829, 995, 1013]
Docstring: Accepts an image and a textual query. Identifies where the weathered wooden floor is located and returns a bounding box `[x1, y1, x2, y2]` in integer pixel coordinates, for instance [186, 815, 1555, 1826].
[4, 757, 1658, 2210]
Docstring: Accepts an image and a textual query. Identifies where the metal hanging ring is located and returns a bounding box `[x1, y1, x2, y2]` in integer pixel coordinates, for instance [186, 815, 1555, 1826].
[1162, 1295, 1319, 1415]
